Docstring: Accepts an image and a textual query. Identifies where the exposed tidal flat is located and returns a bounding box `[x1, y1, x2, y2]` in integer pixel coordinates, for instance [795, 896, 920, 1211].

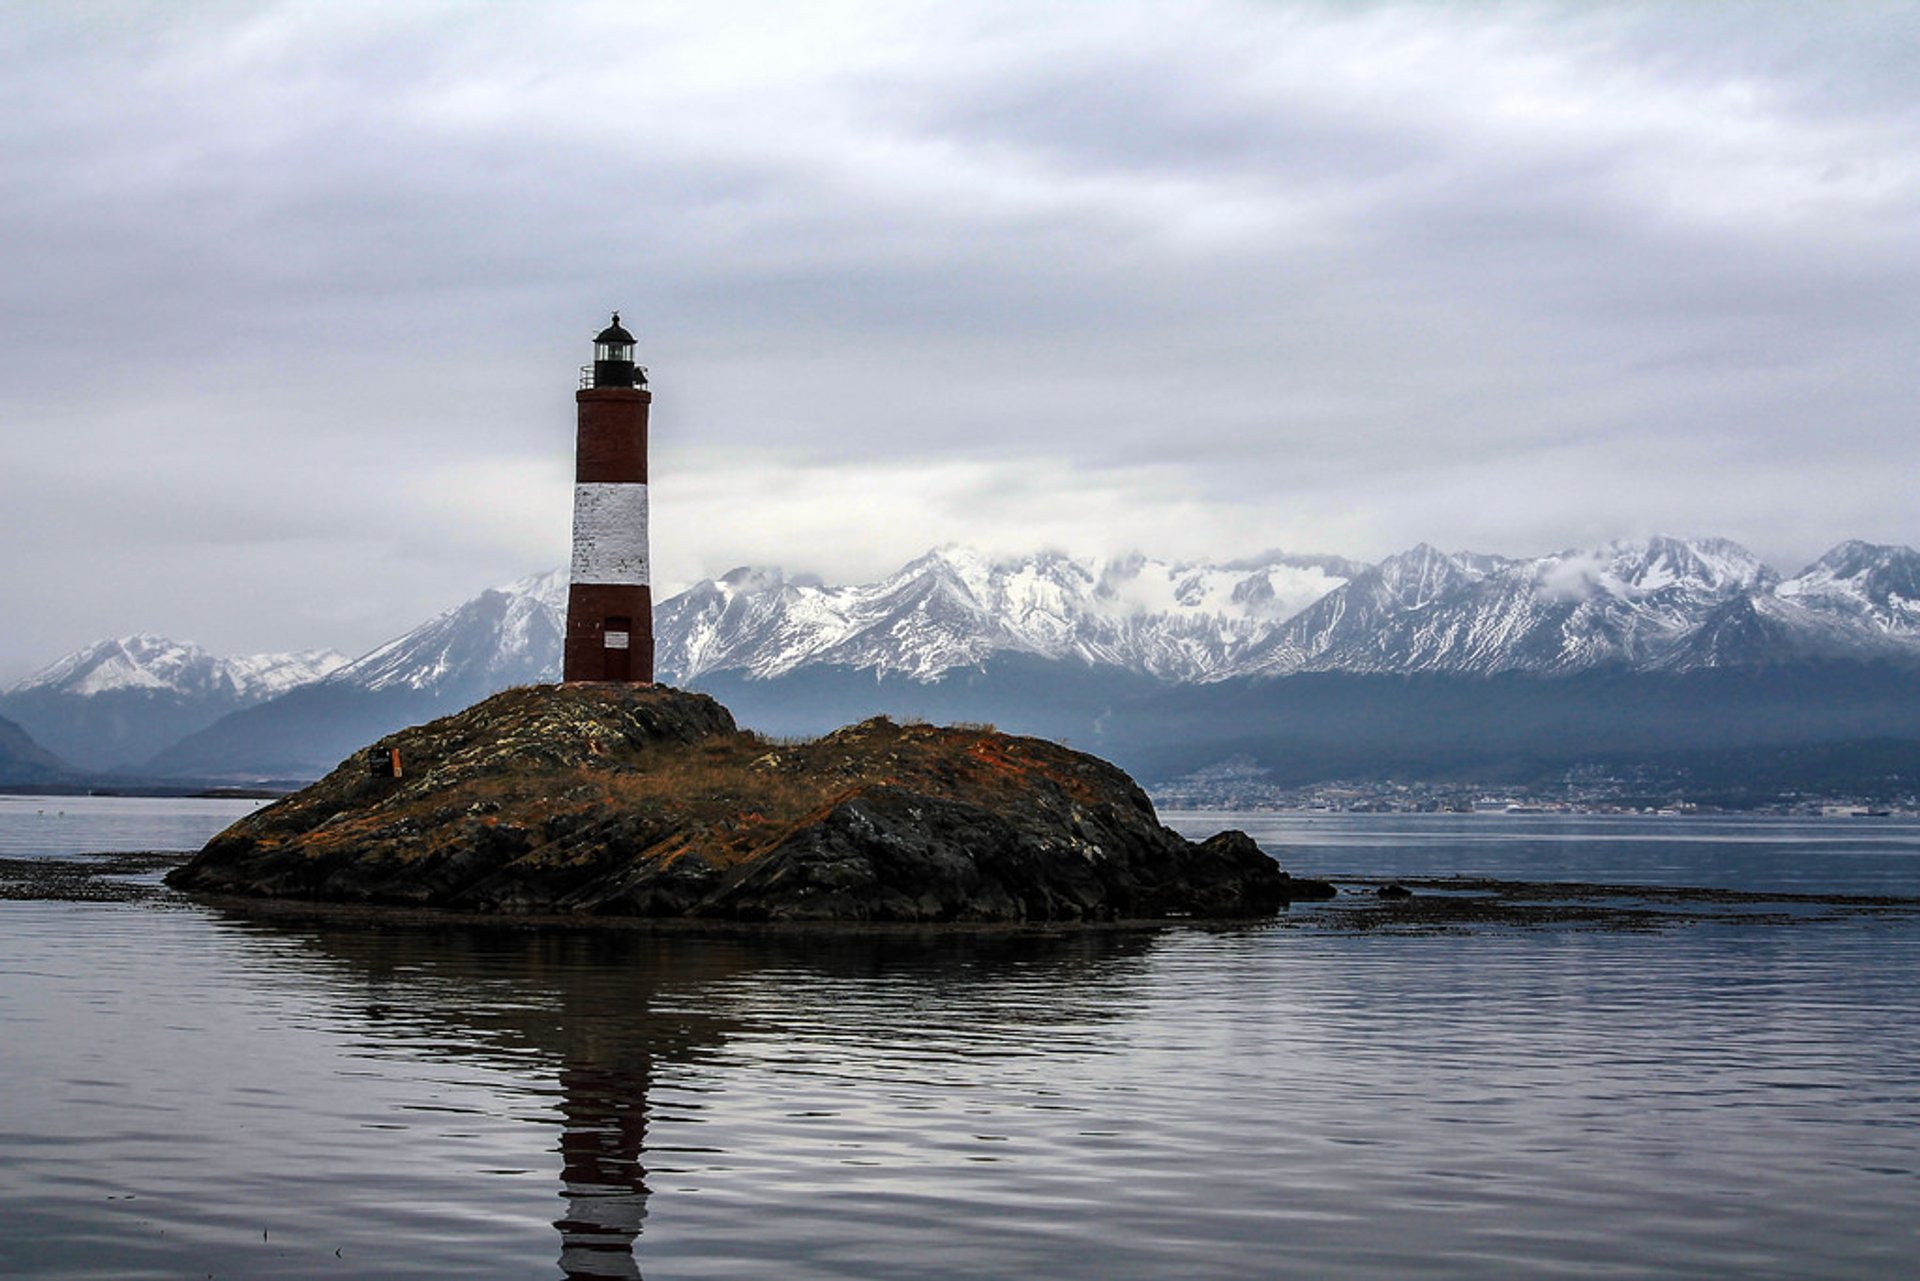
[2, 798, 1918, 1278]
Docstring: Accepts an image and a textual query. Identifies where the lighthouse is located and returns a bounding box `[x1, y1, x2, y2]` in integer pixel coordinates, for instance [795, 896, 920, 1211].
[563, 313, 654, 683]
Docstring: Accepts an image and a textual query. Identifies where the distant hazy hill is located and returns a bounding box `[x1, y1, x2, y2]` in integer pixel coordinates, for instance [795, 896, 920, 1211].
[688, 657, 1920, 798]
[0, 710, 75, 786]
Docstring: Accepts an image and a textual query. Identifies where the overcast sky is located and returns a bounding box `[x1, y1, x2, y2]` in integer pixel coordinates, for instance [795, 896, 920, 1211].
[3, 0, 1917, 679]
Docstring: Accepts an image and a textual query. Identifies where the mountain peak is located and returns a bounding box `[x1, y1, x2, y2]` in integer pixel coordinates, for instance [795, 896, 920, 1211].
[1602, 535, 1775, 595]
[494, 565, 568, 600]
[1778, 540, 1920, 634]
[1372, 543, 1478, 607]
[10, 634, 205, 696]
[1799, 539, 1920, 582]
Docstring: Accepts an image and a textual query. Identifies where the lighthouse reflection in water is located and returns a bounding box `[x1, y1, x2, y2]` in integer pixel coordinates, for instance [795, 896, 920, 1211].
[300, 925, 745, 1280]
[201, 919, 1161, 1280]
[553, 1057, 654, 1277]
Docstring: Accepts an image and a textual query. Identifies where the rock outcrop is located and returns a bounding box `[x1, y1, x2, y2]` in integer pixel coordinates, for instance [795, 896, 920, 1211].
[166, 684, 1331, 923]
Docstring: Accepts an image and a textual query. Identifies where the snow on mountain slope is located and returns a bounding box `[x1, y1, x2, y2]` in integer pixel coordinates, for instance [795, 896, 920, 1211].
[654, 547, 1356, 683]
[1244, 543, 1497, 675]
[647, 537, 1920, 684]
[8, 634, 347, 701]
[1242, 535, 1909, 677]
[1777, 541, 1920, 637]
[325, 568, 567, 693]
[222, 649, 353, 698]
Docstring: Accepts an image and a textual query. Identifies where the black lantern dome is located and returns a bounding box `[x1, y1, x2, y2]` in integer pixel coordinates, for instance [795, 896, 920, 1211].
[590, 312, 644, 388]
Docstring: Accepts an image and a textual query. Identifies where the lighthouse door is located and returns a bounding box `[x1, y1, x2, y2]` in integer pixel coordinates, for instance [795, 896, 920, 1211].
[602, 616, 632, 681]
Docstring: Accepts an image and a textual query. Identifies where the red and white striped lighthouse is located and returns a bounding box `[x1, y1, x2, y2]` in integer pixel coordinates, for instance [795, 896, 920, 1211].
[563, 313, 654, 683]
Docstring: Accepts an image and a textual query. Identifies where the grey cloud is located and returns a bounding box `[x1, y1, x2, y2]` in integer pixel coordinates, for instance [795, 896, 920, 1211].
[1, 1, 1918, 678]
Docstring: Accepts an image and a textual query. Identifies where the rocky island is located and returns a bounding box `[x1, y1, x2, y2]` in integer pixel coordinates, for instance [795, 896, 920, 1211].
[166, 684, 1331, 923]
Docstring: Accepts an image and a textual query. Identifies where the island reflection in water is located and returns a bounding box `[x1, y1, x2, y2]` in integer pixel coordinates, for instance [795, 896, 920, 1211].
[6, 818, 1918, 1281]
[205, 910, 1160, 1280]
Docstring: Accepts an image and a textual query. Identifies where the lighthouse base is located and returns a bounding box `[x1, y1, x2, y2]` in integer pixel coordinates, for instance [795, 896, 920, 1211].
[563, 583, 654, 684]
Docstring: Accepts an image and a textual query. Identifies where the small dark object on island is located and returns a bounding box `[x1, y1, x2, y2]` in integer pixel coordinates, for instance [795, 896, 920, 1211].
[367, 746, 402, 779]
[1377, 883, 1414, 900]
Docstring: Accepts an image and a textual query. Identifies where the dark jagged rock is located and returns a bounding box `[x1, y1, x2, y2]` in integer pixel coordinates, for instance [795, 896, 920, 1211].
[166, 684, 1328, 924]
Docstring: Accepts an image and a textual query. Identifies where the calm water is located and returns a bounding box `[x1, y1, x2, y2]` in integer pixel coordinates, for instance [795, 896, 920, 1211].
[1161, 809, 1920, 897]
[2, 798, 1918, 1279]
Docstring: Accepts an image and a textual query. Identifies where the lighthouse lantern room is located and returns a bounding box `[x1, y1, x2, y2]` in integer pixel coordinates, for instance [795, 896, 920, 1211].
[564, 313, 654, 683]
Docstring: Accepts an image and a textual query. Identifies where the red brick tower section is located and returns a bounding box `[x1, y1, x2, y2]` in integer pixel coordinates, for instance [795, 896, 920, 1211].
[564, 314, 654, 683]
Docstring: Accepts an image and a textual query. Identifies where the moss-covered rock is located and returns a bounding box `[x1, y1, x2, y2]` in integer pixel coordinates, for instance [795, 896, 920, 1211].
[166, 684, 1332, 922]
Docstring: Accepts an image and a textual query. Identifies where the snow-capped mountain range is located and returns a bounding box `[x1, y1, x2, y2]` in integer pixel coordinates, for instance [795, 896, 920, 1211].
[656, 549, 1363, 682]
[654, 537, 1920, 683]
[0, 636, 347, 771]
[15, 537, 1920, 704]
[10, 635, 347, 702]
[1232, 536, 1920, 676]
[7, 535, 1920, 780]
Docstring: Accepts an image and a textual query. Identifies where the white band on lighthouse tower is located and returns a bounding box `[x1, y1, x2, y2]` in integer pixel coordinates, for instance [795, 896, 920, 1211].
[570, 482, 650, 585]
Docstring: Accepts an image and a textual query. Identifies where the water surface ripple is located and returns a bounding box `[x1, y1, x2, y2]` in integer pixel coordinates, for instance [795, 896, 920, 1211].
[0, 802, 1915, 1278]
